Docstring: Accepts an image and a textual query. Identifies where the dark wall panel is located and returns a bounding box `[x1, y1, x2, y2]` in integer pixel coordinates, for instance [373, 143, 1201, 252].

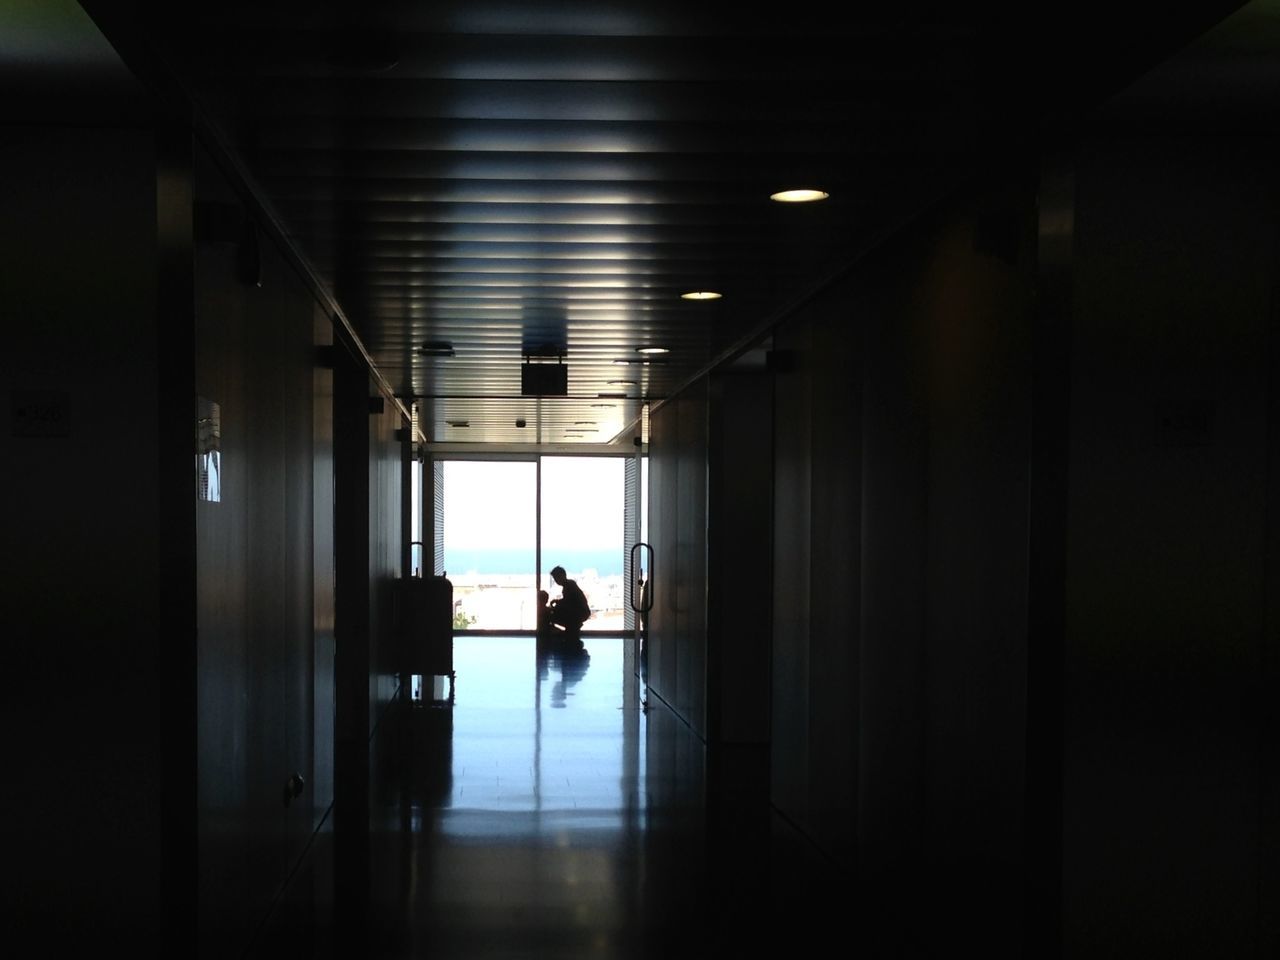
[312, 308, 336, 828]
[771, 185, 1034, 954]
[707, 370, 773, 746]
[648, 399, 679, 707]
[333, 344, 372, 932]
[333, 357, 408, 941]
[645, 381, 716, 737]
[646, 382, 710, 737]
[0, 126, 163, 946]
[675, 384, 709, 735]
[193, 144, 335, 956]
[368, 400, 405, 736]
[1062, 135, 1273, 956]
[806, 308, 862, 861]
[855, 246, 929, 902]
[916, 213, 1032, 944]
[770, 320, 813, 821]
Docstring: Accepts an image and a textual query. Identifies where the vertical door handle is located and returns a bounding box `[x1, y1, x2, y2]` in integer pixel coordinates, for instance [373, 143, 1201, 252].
[629, 542, 654, 613]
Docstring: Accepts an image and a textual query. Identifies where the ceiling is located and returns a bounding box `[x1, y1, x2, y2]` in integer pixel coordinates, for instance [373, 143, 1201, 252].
[41, 2, 1261, 443]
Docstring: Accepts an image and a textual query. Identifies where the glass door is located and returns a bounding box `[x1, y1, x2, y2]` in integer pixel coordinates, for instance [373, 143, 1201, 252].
[434, 454, 645, 634]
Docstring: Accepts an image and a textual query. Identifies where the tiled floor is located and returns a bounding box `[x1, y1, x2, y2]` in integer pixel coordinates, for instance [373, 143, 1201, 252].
[367, 636, 725, 959]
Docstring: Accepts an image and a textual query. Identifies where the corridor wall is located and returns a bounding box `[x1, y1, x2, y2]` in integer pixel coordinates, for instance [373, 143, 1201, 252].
[1060, 131, 1278, 957]
[0, 125, 166, 949]
[192, 143, 337, 957]
[707, 369, 773, 747]
[647, 381, 709, 738]
[770, 181, 1035, 955]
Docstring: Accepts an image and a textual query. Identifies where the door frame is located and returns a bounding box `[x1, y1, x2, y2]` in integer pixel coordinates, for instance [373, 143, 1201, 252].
[426, 449, 643, 636]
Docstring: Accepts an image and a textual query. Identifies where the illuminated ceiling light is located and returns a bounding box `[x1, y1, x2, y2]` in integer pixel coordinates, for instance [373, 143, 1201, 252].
[681, 290, 722, 300]
[636, 347, 669, 355]
[770, 188, 829, 203]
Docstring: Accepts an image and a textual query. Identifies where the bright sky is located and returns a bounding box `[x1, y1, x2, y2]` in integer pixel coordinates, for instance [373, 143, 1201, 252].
[443, 458, 624, 551]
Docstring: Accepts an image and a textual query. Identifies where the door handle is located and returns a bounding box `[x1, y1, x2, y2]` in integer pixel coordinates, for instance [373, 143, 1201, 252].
[629, 542, 654, 613]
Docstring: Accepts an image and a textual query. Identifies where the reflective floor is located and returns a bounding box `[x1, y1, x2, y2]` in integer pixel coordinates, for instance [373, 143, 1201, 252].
[365, 636, 836, 959]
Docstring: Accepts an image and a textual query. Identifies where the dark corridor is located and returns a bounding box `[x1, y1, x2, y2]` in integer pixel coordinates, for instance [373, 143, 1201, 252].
[4, 2, 1280, 957]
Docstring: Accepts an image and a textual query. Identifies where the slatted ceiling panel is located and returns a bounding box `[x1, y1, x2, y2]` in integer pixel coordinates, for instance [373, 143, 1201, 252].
[185, 3, 925, 40]
[255, 150, 955, 181]
[120, 1, 1056, 444]
[418, 396, 645, 445]
[253, 120, 961, 156]
[268, 185, 816, 208]
[195, 28, 962, 82]
[277, 221, 858, 245]
[282, 207, 854, 230]
[83, 1, 1242, 432]
[250, 78, 892, 120]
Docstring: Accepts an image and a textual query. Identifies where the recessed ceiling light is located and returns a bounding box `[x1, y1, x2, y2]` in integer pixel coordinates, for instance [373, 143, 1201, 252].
[681, 290, 722, 300]
[770, 188, 829, 203]
[636, 347, 670, 355]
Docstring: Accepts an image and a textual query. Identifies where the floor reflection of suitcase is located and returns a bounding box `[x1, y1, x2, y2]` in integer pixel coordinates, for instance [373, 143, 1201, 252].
[402, 575, 455, 702]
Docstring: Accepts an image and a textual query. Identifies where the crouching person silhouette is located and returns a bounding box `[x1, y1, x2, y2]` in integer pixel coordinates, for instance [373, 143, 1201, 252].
[547, 565, 590, 650]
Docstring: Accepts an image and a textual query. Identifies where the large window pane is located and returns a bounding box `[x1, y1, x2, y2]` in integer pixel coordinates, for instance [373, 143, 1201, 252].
[540, 457, 625, 631]
[442, 461, 537, 630]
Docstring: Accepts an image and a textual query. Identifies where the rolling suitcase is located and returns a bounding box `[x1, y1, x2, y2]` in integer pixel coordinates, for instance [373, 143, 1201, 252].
[401, 574, 455, 701]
